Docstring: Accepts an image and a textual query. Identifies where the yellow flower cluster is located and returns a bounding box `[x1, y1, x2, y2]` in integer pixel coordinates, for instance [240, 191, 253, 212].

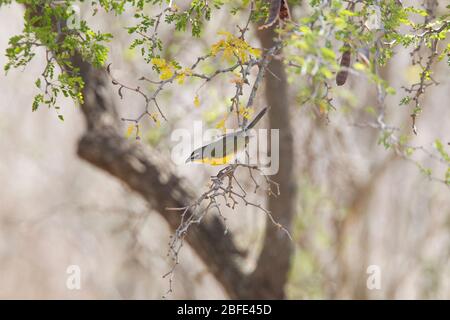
[215, 115, 228, 131]
[151, 58, 193, 84]
[151, 58, 175, 80]
[176, 68, 193, 84]
[193, 94, 200, 107]
[238, 106, 254, 120]
[211, 31, 262, 63]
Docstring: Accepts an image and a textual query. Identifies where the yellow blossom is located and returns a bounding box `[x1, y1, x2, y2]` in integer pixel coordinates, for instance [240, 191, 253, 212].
[151, 58, 166, 68]
[176, 68, 193, 84]
[239, 106, 254, 120]
[194, 95, 200, 108]
[151, 58, 175, 81]
[125, 124, 135, 138]
[160, 65, 174, 80]
[215, 116, 227, 132]
[210, 31, 262, 63]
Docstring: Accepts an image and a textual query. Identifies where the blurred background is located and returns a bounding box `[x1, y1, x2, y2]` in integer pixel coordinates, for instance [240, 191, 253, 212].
[0, 1, 449, 299]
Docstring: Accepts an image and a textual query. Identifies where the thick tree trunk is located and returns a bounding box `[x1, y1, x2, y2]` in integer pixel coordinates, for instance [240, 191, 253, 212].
[242, 26, 295, 299]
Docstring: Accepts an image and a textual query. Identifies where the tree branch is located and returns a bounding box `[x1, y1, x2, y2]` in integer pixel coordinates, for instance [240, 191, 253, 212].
[71, 54, 249, 298]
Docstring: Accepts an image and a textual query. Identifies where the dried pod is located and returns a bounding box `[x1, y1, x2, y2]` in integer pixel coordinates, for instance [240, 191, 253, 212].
[279, 0, 291, 22]
[259, 0, 291, 30]
[336, 44, 351, 86]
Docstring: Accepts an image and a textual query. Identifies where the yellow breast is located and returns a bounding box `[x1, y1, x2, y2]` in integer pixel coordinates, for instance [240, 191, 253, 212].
[192, 153, 235, 166]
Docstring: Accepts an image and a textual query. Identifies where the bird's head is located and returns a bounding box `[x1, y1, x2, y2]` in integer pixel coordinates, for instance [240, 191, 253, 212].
[186, 149, 202, 163]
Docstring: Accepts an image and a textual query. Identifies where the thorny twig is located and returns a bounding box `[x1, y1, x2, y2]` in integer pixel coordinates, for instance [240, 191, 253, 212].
[136, 7, 172, 57]
[358, 14, 449, 186]
[107, 63, 167, 125]
[107, 3, 281, 137]
[401, 1, 446, 135]
[162, 163, 291, 298]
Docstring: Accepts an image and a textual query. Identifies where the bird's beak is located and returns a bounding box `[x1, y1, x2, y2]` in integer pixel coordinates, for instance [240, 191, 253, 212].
[185, 157, 191, 164]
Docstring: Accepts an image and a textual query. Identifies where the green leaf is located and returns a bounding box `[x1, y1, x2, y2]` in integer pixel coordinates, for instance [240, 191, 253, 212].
[434, 139, 450, 163]
[320, 47, 336, 61]
[32, 94, 43, 112]
[385, 87, 396, 95]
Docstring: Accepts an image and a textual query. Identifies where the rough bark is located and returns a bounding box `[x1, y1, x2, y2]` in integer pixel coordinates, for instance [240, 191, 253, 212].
[242, 26, 295, 299]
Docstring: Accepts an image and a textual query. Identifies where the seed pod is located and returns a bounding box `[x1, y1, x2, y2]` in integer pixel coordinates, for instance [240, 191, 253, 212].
[259, 0, 291, 30]
[336, 44, 351, 86]
[279, 0, 291, 22]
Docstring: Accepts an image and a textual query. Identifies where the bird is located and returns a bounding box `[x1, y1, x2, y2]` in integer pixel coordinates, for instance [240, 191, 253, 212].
[186, 107, 268, 165]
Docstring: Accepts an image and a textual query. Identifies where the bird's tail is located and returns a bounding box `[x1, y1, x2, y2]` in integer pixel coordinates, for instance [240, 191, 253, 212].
[245, 107, 268, 130]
